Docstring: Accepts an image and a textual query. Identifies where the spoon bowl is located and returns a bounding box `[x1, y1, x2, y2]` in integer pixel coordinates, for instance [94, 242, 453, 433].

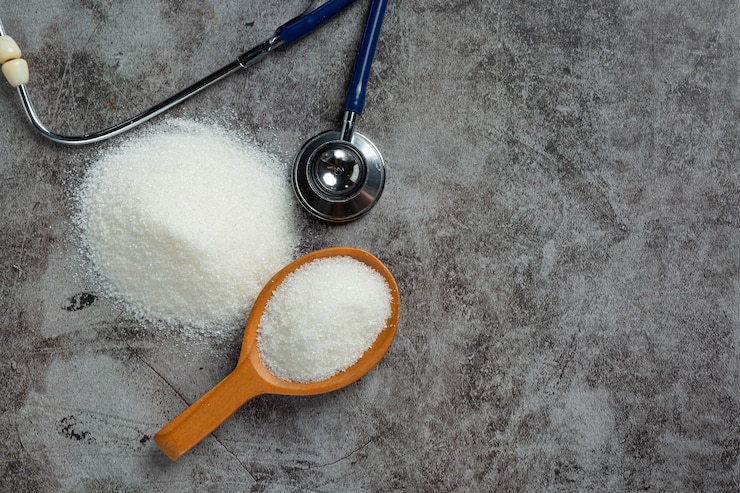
[154, 247, 400, 461]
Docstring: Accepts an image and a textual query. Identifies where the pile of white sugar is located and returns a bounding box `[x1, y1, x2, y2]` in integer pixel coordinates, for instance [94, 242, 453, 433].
[76, 119, 298, 329]
[257, 256, 392, 383]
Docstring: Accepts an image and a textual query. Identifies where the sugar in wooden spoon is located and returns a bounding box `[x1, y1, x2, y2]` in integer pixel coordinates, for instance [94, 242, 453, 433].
[154, 247, 400, 461]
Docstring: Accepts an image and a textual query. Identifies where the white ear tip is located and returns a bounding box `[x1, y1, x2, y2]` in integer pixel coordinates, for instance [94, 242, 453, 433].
[0, 36, 22, 64]
[2, 58, 29, 86]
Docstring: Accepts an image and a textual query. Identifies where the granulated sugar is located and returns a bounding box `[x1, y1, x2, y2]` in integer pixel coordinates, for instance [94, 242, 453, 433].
[257, 256, 392, 383]
[76, 119, 298, 330]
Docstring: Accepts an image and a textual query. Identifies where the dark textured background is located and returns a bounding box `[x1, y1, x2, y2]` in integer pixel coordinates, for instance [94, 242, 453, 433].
[0, 1, 738, 491]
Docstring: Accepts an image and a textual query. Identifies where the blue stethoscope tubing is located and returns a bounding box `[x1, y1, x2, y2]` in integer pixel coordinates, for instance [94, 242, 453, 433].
[281, 0, 387, 116]
[342, 0, 388, 115]
[279, 0, 358, 45]
[0, 0, 387, 145]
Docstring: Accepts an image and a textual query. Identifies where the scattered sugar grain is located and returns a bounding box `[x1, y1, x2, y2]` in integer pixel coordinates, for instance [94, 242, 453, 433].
[257, 256, 392, 383]
[76, 119, 298, 330]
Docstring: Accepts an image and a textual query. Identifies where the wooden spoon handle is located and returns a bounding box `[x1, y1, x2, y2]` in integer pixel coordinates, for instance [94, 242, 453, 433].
[154, 365, 265, 461]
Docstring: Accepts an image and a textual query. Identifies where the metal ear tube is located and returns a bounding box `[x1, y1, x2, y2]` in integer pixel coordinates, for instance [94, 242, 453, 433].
[0, 0, 359, 145]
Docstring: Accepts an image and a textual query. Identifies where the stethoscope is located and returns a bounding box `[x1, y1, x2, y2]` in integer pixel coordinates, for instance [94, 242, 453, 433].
[0, 0, 388, 222]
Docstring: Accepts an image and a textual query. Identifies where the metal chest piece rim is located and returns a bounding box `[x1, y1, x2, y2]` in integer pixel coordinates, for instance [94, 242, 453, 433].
[292, 129, 385, 223]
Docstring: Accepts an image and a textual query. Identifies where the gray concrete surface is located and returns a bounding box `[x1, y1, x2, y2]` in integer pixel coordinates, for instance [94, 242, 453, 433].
[1, 0, 738, 491]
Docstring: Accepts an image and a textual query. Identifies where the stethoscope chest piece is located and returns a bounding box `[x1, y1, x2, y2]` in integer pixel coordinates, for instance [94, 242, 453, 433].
[292, 129, 385, 223]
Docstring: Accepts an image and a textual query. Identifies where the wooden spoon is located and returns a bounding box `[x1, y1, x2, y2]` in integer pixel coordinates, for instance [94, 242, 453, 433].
[154, 247, 400, 461]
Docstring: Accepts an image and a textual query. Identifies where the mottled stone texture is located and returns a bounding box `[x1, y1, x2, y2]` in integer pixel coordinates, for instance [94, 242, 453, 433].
[0, 0, 737, 491]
